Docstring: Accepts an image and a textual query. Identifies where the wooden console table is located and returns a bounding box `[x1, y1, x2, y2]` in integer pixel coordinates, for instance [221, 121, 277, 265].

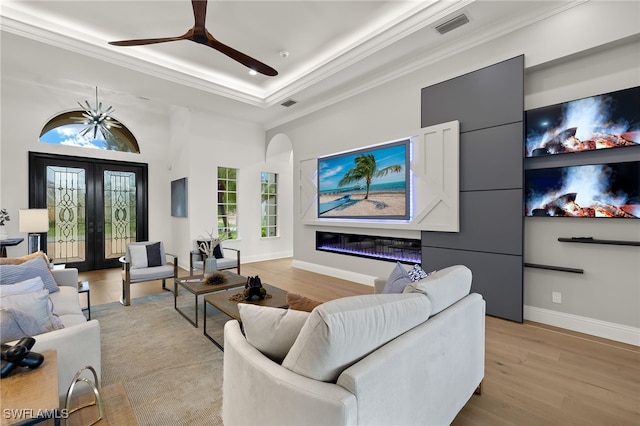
[0, 350, 58, 426]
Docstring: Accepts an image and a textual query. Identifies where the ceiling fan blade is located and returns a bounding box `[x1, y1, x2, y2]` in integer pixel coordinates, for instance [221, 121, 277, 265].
[109, 35, 188, 47]
[206, 35, 278, 77]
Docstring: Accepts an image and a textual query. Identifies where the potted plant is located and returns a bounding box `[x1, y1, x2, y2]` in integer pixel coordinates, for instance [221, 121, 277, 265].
[0, 208, 10, 240]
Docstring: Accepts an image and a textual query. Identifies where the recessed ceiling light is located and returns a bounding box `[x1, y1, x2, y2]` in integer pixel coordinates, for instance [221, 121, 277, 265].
[249, 69, 257, 76]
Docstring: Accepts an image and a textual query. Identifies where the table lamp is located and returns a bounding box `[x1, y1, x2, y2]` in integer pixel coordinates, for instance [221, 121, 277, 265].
[19, 209, 49, 254]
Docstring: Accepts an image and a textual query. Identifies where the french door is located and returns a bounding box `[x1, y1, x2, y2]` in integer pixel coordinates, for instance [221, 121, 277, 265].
[29, 152, 148, 271]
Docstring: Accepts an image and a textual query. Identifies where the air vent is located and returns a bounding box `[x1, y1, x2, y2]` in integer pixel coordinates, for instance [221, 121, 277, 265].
[281, 99, 297, 107]
[435, 14, 469, 35]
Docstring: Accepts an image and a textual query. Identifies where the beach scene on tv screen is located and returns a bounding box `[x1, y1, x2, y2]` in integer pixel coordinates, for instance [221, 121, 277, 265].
[318, 142, 408, 219]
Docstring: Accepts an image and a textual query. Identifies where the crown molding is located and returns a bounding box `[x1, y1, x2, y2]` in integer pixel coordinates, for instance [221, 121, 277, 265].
[265, 1, 586, 129]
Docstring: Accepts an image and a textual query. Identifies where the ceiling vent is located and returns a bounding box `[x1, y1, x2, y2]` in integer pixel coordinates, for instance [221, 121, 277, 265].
[281, 99, 297, 107]
[435, 14, 470, 35]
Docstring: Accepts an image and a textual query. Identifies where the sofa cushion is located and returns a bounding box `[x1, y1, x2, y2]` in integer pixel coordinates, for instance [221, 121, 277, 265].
[0, 308, 49, 344]
[286, 293, 323, 312]
[282, 293, 432, 383]
[0, 289, 64, 332]
[402, 265, 472, 315]
[49, 287, 84, 317]
[239, 304, 309, 363]
[0, 256, 59, 294]
[381, 262, 412, 294]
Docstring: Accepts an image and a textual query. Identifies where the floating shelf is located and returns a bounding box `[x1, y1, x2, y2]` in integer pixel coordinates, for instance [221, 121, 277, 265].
[524, 263, 584, 274]
[558, 237, 640, 247]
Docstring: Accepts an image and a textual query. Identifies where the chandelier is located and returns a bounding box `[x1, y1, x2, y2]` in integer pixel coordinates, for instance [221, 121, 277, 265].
[74, 87, 121, 139]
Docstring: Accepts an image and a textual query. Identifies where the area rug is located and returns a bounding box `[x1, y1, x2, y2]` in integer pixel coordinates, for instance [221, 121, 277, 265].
[92, 292, 228, 426]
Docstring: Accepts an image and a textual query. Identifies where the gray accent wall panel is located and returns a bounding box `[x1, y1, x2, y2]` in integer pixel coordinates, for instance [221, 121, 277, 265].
[421, 55, 524, 322]
[421, 56, 524, 132]
[423, 190, 523, 256]
[460, 123, 523, 191]
[422, 247, 523, 323]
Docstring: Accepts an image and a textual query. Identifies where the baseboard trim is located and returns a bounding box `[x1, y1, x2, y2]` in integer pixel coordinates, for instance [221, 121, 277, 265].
[243, 251, 293, 264]
[524, 305, 640, 346]
[291, 260, 375, 287]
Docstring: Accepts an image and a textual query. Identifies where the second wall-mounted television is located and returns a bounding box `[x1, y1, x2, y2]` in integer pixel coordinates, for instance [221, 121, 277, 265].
[525, 86, 639, 157]
[525, 161, 639, 219]
[317, 139, 410, 220]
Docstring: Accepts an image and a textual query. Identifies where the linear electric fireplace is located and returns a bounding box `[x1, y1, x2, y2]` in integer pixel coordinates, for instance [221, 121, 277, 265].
[316, 231, 421, 264]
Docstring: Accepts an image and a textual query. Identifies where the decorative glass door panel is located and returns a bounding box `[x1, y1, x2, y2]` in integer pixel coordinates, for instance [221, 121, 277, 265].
[29, 153, 148, 271]
[46, 166, 86, 263]
[104, 170, 136, 259]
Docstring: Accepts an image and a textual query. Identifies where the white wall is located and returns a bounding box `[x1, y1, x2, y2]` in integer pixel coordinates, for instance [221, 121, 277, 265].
[0, 79, 173, 255]
[267, 1, 640, 343]
[1, 71, 293, 271]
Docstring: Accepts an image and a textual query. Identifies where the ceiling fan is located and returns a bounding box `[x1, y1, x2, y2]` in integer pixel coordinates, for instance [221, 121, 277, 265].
[108, 0, 278, 77]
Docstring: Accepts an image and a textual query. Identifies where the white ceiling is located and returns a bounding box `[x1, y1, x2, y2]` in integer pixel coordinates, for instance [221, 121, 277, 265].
[1, 0, 577, 127]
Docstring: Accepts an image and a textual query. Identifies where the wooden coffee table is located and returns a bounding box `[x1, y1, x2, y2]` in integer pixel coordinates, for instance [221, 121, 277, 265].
[174, 271, 247, 327]
[1, 350, 59, 425]
[203, 283, 288, 350]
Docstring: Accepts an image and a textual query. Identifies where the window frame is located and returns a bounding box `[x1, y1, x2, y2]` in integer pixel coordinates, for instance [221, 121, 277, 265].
[261, 172, 278, 238]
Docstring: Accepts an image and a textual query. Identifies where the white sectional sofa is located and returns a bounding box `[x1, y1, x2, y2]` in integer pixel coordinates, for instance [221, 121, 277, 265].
[223, 265, 485, 425]
[3, 266, 101, 399]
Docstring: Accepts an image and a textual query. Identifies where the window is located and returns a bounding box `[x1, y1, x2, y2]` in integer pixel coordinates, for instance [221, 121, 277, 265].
[39, 111, 140, 153]
[261, 172, 278, 237]
[218, 167, 238, 240]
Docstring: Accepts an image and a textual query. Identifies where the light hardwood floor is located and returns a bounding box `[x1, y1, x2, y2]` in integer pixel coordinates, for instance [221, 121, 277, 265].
[78, 258, 640, 425]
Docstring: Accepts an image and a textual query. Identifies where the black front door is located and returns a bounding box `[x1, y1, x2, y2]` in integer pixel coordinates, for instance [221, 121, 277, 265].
[29, 152, 148, 271]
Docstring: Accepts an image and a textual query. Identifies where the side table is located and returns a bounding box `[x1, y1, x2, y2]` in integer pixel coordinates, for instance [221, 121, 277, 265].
[0, 238, 24, 257]
[0, 350, 59, 426]
[78, 281, 91, 320]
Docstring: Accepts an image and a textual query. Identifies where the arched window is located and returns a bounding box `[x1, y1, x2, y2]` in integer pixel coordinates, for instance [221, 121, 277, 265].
[39, 111, 140, 153]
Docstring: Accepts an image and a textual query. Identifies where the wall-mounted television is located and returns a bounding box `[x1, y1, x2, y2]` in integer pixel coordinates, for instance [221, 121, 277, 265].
[317, 139, 410, 220]
[171, 177, 188, 218]
[525, 161, 639, 219]
[525, 86, 639, 157]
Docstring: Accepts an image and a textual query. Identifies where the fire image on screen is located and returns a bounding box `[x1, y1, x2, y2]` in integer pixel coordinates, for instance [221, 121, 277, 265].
[525, 161, 639, 219]
[525, 86, 639, 157]
[317, 139, 410, 220]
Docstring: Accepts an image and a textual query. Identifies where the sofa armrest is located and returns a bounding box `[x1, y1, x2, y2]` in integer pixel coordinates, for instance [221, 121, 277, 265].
[336, 293, 485, 426]
[51, 268, 79, 288]
[223, 320, 357, 426]
[29, 320, 101, 400]
[373, 277, 386, 294]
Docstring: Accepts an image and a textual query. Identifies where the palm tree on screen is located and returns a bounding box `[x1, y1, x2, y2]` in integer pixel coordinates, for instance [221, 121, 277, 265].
[337, 154, 402, 200]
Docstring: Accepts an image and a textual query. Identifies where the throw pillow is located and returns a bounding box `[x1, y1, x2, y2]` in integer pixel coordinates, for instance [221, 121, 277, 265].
[213, 242, 224, 259]
[0, 277, 45, 297]
[239, 304, 310, 363]
[146, 242, 162, 267]
[402, 265, 472, 315]
[129, 242, 163, 269]
[286, 293, 322, 312]
[282, 293, 432, 383]
[0, 308, 48, 344]
[381, 262, 412, 294]
[407, 264, 432, 282]
[0, 256, 59, 294]
[0, 289, 61, 332]
[0, 251, 47, 266]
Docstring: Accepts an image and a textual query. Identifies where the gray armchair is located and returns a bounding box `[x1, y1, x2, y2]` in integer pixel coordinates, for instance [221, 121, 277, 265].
[119, 241, 178, 306]
[190, 239, 240, 276]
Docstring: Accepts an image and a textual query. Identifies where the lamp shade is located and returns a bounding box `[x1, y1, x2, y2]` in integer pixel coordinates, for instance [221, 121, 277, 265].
[19, 209, 49, 233]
